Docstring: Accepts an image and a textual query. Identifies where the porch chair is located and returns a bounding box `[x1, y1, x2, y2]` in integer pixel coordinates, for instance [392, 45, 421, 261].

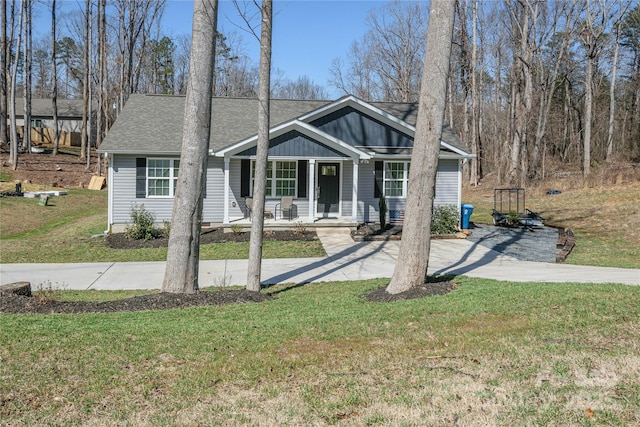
[245, 197, 253, 221]
[275, 196, 296, 221]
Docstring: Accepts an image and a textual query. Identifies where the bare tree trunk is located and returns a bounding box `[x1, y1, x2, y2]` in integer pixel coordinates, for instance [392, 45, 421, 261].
[22, 0, 31, 153]
[0, 0, 7, 149]
[9, 0, 22, 170]
[507, 3, 533, 186]
[469, 0, 479, 186]
[246, 0, 272, 292]
[386, 0, 456, 295]
[86, 0, 93, 170]
[162, 0, 218, 294]
[81, 0, 90, 161]
[584, 51, 593, 177]
[51, 0, 59, 156]
[607, 8, 623, 162]
[96, 0, 103, 151]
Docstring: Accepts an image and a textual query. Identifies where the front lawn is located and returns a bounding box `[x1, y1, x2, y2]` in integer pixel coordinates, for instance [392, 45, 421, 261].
[1, 278, 638, 425]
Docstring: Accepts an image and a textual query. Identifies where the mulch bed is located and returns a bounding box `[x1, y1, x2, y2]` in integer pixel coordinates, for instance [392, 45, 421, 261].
[362, 278, 457, 302]
[3, 222, 455, 314]
[0, 290, 275, 314]
[105, 227, 318, 249]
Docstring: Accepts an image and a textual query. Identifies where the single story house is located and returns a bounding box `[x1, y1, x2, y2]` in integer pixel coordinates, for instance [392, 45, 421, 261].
[10, 98, 94, 147]
[98, 94, 473, 232]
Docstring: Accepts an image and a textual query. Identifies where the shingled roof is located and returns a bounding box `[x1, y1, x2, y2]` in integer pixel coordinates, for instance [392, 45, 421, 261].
[99, 94, 471, 156]
[13, 98, 88, 118]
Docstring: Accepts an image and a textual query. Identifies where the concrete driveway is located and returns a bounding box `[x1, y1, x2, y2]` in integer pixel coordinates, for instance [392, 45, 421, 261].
[1, 229, 638, 290]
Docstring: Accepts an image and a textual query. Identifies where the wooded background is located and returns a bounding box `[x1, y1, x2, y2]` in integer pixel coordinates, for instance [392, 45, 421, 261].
[1, 0, 638, 185]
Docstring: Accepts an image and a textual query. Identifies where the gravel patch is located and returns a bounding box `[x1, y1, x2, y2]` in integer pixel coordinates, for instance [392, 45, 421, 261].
[466, 223, 560, 263]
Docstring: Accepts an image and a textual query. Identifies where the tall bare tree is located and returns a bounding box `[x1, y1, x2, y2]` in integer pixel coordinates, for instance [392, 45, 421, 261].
[97, 0, 107, 174]
[0, 0, 6, 149]
[386, 0, 456, 295]
[51, 0, 60, 156]
[246, 0, 272, 292]
[9, 0, 23, 169]
[22, 0, 31, 153]
[80, 0, 90, 161]
[330, 0, 427, 102]
[162, 0, 218, 294]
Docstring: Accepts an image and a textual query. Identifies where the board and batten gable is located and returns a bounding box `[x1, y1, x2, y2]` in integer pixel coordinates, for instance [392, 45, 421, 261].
[236, 130, 347, 158]
[310, 106, 414, 151]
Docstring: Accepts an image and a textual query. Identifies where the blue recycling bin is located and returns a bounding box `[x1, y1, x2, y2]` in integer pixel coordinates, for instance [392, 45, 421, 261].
[461, 204, 474, 229]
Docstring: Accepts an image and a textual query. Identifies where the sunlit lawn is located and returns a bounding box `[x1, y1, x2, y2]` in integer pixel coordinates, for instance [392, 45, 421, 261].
[1, 278, 638, 425]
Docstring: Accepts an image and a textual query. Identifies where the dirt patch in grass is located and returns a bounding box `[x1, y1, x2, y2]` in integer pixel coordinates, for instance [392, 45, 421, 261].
[362, 277, 457, 302]
[0, 150, 99, 191]
[0, 289, 274, 314]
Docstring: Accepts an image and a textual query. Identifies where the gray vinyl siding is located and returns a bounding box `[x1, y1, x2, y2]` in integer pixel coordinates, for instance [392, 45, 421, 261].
[341, 161, 353, 217]
[228, 158, 245, 219]
[311, 106, 413, 150]
[202, 157, 224, 222]
[434, 159, 460, 206]
[111, 155, 223, 225]
[237, 131, 345, 158]
[111, 155, 176, 224]
[356, 158, 460, 223]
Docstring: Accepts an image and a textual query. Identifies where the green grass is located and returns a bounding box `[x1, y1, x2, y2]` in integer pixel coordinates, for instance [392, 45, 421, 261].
[0, 191, 325, 263]
[1, 278, 639, 425]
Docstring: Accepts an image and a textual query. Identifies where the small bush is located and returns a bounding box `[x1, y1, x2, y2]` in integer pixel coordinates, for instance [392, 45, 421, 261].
[293, 221, 307, 236]
[124, 204, 163, 240]
[230, 224, 244, 235]
[431, 205, 460, 235]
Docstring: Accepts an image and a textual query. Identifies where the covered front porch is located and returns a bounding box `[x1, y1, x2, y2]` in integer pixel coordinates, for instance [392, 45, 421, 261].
[216, 120, 373, 226]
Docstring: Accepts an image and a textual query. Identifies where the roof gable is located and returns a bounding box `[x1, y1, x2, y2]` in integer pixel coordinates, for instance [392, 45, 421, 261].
[99, 94, 472, 158]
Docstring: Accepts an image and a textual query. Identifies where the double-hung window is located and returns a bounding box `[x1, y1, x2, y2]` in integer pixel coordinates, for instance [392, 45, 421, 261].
[384, 161, 410, 198]
[147, 158, 179, 197]
[251, 160, 297, 198]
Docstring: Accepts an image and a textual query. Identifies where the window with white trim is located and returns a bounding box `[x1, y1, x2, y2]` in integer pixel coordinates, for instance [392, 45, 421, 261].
[252, 160, 297, 197]
[384, 161, 410, 197]
[147, 158, 179, 197]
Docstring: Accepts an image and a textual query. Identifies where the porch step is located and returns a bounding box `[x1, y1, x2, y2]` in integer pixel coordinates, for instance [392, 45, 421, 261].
[315, 227, 353, 237]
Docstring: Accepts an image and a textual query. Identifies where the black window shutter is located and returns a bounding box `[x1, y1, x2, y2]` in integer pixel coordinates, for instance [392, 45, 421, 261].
[374, 161, 383, 198]
[136, 158, 146, 198]
[240, 159, 250, 197]
[297, 160, 308, 198]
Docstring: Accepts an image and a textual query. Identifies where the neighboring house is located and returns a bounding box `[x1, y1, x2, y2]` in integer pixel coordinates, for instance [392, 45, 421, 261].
[98, 94, 473, 231]
[10, 99, 92, 147]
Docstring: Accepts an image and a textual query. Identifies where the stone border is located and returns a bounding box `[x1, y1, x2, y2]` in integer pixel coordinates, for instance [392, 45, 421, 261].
[556, 228, 576, 263]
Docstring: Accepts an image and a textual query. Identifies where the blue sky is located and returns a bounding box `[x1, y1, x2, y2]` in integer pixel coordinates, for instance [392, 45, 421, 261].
[163, 0, 390, 97]
[40, 0, 392, 97]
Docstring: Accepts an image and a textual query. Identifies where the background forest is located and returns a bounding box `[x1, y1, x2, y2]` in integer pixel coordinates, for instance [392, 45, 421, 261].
[1, 0, 639, 186]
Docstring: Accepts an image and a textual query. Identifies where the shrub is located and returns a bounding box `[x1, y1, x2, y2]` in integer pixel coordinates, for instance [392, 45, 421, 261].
[124, 204, 162, 240]
[379, 195, 387, 229]
[431, 205, 460, 235]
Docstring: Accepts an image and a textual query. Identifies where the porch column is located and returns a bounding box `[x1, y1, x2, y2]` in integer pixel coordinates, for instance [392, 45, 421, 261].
[223, 157, 230, 224]
[308, 159, 315, 223]
[352, 159, 359, 222]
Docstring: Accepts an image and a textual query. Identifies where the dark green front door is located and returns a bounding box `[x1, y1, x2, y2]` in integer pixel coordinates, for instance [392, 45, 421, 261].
[317, 163, 340, 215]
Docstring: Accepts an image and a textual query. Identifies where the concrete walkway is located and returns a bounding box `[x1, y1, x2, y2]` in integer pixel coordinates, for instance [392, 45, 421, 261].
[1, 229, 638, 290]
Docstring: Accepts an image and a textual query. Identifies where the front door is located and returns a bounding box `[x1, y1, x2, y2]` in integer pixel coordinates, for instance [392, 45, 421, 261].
[317, 162, 340, 216]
